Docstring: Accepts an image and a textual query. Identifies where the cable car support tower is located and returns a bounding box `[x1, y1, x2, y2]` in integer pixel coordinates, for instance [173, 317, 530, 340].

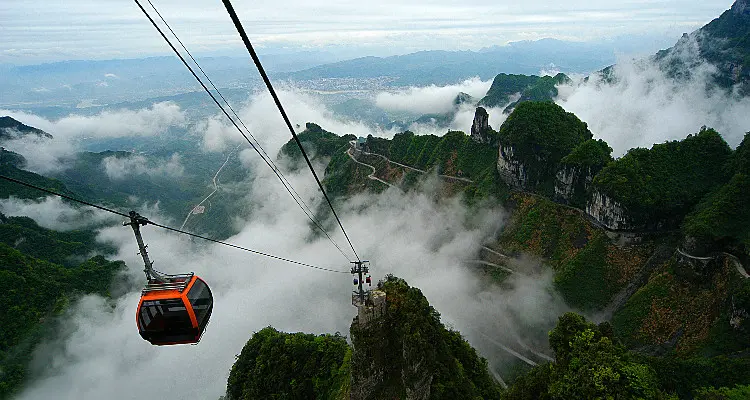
[351, 260, 371, 306]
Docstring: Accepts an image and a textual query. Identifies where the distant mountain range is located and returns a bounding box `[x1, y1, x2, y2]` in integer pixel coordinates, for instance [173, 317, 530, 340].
[282, 39, 627, 86]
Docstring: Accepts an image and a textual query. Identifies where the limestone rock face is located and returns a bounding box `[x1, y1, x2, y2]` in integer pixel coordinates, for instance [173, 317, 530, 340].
[554, 165, 596, 207]
[497, 144, 527, 189]
[586, 191, 631, 230]
[554, 166, 577, 202]
[470, 107, 491, 143]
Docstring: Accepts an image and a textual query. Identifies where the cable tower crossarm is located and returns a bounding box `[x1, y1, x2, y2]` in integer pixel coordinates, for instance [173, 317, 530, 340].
[134, 0, 353, 263]
[220, 0, 361, 262]
[0, 174, 349, 274]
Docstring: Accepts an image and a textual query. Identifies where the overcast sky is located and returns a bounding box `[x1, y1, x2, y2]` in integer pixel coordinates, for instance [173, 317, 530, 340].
[0, 0, 736, 64]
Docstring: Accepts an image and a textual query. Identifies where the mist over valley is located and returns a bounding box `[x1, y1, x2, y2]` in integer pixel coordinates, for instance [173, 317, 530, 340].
[2, 1, 750, 399]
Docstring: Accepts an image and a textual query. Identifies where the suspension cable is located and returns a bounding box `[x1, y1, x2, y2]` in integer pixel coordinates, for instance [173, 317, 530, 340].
[133, 0, 353, 262]
[0, 174, 349, 273]
[220, 0, 361, 262]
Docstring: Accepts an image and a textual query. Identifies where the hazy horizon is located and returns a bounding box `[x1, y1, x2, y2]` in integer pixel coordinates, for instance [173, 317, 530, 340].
[0, 0, 735, 64]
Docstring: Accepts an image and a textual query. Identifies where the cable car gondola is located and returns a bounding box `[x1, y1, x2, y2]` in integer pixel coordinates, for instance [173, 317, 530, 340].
[126, 211, 214, 346]
[137, 273, 213, 345]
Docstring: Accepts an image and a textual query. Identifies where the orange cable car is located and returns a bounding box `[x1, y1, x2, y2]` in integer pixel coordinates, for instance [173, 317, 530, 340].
[126, 211, 214, 346]
[136, 273, 213, 345]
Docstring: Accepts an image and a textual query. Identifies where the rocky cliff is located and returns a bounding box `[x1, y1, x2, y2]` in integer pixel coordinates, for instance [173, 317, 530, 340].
[349, 276, 501, 400]
[496, 102, 592, 195]
[496, 144, 528, 189]
[470, 106, 491, 144]
[554, 139, 613, 207]
[585, 190, 632, 231]
[554, 165, 593, 204]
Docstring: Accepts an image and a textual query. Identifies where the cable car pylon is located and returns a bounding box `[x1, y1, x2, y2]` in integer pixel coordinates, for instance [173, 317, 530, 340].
[351, 260, 371, 306]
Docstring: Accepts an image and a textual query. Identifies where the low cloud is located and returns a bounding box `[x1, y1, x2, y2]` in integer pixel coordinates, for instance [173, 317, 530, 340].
[0, 102, 187, 173]
[197, 87, 382, 153]
[102, 153, 185, 180]
[406, 102, 510, 137]
[375, 77, 492, 114]
[0, 196, 119, 231]
[556, 36, 750, 155]
[15, 158, 564, 399]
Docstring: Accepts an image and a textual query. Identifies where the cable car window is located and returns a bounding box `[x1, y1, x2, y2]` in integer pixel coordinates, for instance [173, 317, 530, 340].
[139, 299, 193, 332]
[187, 279, 212, 325]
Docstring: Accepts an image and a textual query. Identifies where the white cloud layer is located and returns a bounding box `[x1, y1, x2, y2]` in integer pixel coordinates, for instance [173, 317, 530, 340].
[197, 88, 384, 153]
[0, 196, 119, 231]
[102, 153, 185, 180]
[14, 127, 564, 400]
[557, 42, 750, 155]
[375, 77, 492, 114]
[0, 102, 186, 173]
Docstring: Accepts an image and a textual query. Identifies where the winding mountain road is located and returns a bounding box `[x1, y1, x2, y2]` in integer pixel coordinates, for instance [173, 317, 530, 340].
[350, 145, 474, 183]
[180, 146, 239, 230]
[465, 259, 517, 275]
[345, 148, 397, 189]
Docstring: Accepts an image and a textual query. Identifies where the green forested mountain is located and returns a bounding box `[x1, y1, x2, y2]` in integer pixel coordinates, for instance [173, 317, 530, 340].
[269, 102, 750, 398]
[592, 128, 733, 230]
[503, 313, 668, 399]
[652, 0, 750, 93]
[351, 276, 502, 400]
[0, 244, 124, 398]
[227, 276, 502, 400]
[226, 327, 351, 400]
[497, 101, 591, 195]
[0, 116, 52, 141]
[682, 133, 750, 257]
[479, 73, 570, 112]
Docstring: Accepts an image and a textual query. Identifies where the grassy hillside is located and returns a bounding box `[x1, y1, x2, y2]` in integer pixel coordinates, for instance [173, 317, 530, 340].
[611, 254, 749, 356]
[497, 193, 652, 311]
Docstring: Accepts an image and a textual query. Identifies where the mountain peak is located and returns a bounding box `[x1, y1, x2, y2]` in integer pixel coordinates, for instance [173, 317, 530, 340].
[0, 116, 53, 140]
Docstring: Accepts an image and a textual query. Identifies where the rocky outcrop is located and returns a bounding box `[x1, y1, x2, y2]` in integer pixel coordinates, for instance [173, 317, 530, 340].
[497, 144, 527, 189]
[555, 166, 576, 201]
[470, 107, 491, 143]
[586, 191, 632, 231]
[350, 276, 501, 400]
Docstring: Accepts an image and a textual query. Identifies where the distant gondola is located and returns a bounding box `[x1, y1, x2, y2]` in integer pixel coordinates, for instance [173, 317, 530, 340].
[136, 273, 213, 345]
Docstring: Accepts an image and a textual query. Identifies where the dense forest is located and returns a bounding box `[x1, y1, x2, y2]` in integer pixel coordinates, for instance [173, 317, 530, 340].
[0, 242, 123, 398]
